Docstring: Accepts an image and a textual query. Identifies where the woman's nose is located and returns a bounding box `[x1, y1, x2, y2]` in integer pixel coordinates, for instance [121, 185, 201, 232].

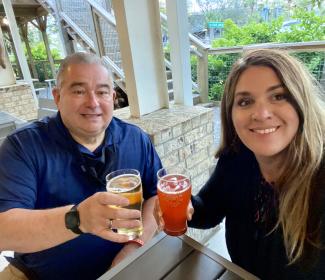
[251, 102, 273, 121]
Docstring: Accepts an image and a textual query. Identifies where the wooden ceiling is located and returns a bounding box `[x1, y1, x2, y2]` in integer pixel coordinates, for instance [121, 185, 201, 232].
[0, 0, 48, 20]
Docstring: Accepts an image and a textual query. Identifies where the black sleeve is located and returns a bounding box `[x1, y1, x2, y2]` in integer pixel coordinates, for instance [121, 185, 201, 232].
[188, 154, 229, 229]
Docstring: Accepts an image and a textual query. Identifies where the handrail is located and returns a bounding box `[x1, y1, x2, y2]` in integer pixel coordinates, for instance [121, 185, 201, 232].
[87, 0, 116, 26]
[102, 56, 124, 79]
[59, 12, 95, 50]
[244, 40, 325, 51]
[209, 40, 325, 55]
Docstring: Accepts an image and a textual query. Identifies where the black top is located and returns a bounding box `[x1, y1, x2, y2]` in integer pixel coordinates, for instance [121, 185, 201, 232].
[189, 145, 325, 280]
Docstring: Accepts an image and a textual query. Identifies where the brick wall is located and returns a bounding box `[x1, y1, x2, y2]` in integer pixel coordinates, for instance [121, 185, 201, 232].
[0, 83, 37, 121]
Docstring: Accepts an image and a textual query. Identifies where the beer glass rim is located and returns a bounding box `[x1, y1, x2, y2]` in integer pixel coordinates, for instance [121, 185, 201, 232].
[105, 168, 140, 182]
[157, 167, 190, 183]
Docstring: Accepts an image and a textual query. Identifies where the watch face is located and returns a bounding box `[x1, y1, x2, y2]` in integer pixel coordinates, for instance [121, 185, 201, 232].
[65, 206, 83, 234]
[66, 211, 79, 229]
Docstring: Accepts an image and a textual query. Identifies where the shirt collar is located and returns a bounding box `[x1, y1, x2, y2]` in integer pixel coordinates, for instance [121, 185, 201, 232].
[51, 113, 121, 148]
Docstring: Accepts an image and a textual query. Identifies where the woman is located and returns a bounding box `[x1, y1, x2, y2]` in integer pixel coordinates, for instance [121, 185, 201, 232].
[156, 49, 325, 279]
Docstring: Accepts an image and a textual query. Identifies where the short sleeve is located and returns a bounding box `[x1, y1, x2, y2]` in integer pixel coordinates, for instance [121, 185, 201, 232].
[0, 135, 38, 212]
[141, 133, 162, 200]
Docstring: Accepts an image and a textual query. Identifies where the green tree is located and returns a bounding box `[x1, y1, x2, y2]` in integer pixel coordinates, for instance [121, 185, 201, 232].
[29, 42, 61, 60]
[276, 8, 325, 42]
[211, 17, 283, 47]
[206, 9, 325, 101]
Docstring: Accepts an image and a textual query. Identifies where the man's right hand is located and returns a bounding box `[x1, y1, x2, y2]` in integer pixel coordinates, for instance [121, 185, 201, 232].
[77, 192, 141, 243]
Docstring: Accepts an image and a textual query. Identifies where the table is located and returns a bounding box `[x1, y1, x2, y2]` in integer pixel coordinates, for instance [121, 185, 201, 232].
[98, 232, 260, 280]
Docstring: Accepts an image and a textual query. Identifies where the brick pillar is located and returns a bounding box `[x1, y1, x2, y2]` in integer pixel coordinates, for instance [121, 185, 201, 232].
[0, 83, 37, 121]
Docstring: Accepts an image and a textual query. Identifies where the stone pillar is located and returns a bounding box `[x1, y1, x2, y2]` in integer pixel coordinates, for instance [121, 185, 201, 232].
[0, 83, 37, 121]
[0, 26, 16, 86]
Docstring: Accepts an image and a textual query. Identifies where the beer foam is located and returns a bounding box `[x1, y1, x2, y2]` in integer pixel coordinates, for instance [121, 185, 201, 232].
[158, 174, 190, 194]
[107, 174, 140, 193]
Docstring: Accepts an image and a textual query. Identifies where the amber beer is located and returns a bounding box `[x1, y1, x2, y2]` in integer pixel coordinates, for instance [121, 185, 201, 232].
[106, 169, 143, 239]
[157, 169, 191, 236]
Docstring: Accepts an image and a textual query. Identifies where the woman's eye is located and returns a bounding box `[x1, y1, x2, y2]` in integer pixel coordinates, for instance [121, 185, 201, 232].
[237, 98, 252, 107]
[272, 93, 288, 101]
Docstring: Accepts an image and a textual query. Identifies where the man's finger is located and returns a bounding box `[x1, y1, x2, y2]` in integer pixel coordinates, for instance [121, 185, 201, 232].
[97, 192, 129, 207]
[109, 207, 141, 220]
[99, 230, 131, 243]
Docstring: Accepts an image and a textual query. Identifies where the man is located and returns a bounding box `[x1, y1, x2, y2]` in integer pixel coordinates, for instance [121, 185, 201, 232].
[0, 52, 162, 279]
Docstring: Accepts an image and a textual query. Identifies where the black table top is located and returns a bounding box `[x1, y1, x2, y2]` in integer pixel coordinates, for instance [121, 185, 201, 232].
[98, 232, 260, 280]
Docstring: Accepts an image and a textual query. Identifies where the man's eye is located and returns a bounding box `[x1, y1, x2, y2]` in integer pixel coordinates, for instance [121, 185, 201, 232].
[97, 91, 109, 95]
[73, 90, 85, 95]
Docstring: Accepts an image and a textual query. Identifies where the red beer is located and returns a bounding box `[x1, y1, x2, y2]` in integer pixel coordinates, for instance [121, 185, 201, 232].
[157, 173, 191, 236]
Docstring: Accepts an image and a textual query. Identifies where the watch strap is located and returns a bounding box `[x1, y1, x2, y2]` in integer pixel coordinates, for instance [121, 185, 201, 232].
[65, 205, 83, 235]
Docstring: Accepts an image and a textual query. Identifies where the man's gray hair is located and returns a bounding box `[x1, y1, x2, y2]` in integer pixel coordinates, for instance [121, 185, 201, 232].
[56, 52, 112, 88]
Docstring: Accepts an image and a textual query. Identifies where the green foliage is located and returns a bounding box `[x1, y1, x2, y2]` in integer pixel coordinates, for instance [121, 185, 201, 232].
[212, 17, 283, 47]
[207, 53, 240, 101]
[206, 9, 325, 101]
[190, 55, 198, 83]
[24, 42, 62, 81]
[29, 42, 61, 60]
[275, 9, 325, 42]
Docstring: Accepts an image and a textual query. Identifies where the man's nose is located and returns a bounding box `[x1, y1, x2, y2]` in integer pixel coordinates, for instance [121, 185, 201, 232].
[251, 102, 273, 121]
[85, 91, 99, 107]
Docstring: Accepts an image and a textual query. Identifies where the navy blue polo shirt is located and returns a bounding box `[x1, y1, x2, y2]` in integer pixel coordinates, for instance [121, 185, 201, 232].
[0, 113, 162, 280]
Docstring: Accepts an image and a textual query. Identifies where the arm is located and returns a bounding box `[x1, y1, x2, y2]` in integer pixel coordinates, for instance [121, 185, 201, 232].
[111, 195, 157, 267]
[0, 192, 141, 253]
[188, 156, 228, 229]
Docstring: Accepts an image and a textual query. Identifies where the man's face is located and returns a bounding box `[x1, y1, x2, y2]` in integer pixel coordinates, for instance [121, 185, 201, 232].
[53, 63, 116, 142]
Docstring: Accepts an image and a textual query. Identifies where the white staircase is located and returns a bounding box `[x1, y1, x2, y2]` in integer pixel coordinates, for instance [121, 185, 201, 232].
[37, 0, 204, 104]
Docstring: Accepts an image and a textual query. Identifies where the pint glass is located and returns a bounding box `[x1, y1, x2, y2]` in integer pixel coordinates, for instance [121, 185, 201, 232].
[106, 169, 143, 239]
[157, 167, 191, 236]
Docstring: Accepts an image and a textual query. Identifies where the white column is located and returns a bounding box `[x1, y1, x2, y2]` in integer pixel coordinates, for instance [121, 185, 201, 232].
[112, 0, 169, 117]
[2, 0, 37, 104]
[0, 26, 16, 86]
[166, 0, 193, 106]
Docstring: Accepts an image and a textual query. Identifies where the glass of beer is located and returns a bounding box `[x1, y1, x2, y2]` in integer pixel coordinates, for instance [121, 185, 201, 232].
[157, 167, 191, 236]
[106, 169, 143, 240]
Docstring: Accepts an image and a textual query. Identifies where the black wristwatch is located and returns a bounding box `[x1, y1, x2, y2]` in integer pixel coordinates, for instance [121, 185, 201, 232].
[65, 205, 83, 235]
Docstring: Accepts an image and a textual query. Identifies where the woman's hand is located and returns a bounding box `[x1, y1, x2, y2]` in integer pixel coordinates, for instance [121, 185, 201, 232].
[187, 201, 194, 221]
[153, 198, 195, 231]
[153, 198, 164, 231]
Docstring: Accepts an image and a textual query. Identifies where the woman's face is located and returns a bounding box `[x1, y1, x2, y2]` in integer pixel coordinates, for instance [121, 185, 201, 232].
[231, 66, 299, 162]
